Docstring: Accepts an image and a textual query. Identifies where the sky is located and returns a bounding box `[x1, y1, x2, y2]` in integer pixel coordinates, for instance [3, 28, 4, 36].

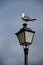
[0, 0, 43, 65]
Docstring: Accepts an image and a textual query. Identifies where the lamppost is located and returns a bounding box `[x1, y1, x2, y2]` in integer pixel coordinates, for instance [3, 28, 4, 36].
[15, 23, 35, 65]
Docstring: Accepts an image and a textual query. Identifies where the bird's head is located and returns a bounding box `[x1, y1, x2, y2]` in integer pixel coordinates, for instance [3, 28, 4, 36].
[20, 13, 25, 18]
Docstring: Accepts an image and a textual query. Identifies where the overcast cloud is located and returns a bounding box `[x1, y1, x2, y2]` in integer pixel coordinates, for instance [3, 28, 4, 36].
[0, 0, 43, 65]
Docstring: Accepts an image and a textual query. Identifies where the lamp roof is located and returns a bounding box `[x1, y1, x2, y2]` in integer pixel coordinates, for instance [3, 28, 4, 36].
[16, 23, 35, 35]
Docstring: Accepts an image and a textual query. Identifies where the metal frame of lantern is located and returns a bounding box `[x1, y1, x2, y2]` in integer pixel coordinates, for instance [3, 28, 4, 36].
[15, 23, 35, 46]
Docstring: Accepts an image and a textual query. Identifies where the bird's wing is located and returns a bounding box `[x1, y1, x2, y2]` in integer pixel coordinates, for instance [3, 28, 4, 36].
[21, 16, 31, 21]
[24, 16, 32, 20]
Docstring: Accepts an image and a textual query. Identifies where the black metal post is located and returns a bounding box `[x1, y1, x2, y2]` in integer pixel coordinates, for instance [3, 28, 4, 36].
[24, 47, 28, 65]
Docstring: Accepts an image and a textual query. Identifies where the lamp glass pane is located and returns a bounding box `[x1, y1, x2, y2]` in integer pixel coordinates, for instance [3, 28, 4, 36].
[17, 32, 24, 44]
[25, 31, 33, 43]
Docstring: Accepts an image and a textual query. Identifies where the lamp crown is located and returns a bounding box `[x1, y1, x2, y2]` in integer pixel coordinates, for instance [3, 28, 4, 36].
[23, 23, 27, 27]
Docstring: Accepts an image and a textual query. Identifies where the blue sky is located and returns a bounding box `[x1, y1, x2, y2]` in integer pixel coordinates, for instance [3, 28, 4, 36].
[0, 0, 43, 65]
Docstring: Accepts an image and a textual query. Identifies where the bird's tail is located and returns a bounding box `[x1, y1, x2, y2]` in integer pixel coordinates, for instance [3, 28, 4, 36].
[31, 19, 36, 21]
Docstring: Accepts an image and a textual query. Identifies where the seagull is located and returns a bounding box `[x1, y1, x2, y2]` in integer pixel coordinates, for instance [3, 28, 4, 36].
[20, 13, 36, 22]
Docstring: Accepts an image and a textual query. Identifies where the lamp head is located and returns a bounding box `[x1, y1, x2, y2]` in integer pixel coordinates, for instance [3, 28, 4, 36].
[15, 23, 35, 46]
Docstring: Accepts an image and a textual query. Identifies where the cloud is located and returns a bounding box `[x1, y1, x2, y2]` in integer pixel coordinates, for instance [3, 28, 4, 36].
[3, 57, 18, 65]
[0, 0, 43, 65]
[0, 23, 4, 31]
